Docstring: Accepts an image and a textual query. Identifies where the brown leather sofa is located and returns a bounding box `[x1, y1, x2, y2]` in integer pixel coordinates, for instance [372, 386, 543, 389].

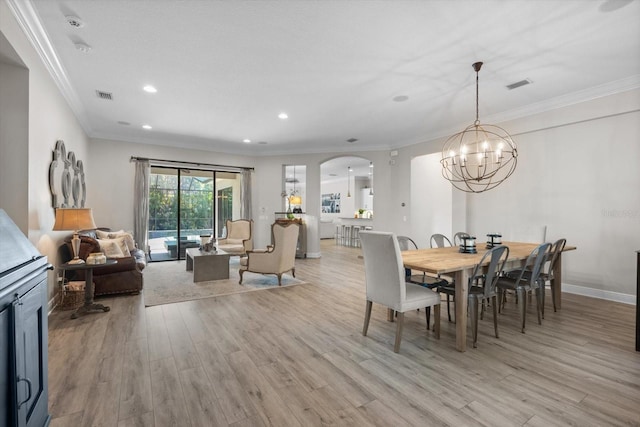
[59, 228, 145, 296]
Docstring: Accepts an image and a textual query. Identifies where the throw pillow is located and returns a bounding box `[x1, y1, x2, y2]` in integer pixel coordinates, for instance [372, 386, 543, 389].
[96, 229, 136, 251]
[98, 239, 125, 258]
[95, 229, 119, 239]
[98, 237, 131, 257]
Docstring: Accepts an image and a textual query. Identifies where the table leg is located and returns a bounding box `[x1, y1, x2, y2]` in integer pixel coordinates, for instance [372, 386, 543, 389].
[454, 268, 470, 352]
[71, 268, 110, 319]
[553, 253, 563, 310]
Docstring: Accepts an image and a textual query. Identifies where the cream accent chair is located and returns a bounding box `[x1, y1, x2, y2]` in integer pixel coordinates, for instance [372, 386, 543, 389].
[217, 219, 253, 256]
[359, 231, 441, 353]
[239, 222, 299, 286]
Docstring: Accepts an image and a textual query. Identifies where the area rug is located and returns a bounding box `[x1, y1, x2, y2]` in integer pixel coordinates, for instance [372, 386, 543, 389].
[142, 259, 304, 307]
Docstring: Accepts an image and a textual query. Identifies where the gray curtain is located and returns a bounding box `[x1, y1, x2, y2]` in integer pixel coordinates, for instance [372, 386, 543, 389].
[133, 159, 150, 252]
[240, 169, 252, 220]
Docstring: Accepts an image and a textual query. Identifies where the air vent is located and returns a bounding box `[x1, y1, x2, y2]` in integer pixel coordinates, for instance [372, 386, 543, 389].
[346, 138, 358, 143]
[96, 90, 113, 100]
[506, 79, 532, 90]
[65, 15, 85, 28]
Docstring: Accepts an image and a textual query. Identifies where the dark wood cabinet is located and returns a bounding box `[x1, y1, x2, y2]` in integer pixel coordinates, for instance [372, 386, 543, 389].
[0, 209, 51, 427]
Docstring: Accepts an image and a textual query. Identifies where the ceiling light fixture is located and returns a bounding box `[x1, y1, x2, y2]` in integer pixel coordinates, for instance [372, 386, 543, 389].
[142, 124, 152, 130]
[74, 42, 92, 53]
[347, 166, 352, 198]
[369, 161, 374, 196]
[143, 85, 157, 93]
[278, 112, 288, 119]
[441, 62, 518, 193]
[243, 139, 251, 143]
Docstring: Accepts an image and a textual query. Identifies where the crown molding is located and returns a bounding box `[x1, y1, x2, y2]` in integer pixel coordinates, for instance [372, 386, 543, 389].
[6, 0, 92, 133]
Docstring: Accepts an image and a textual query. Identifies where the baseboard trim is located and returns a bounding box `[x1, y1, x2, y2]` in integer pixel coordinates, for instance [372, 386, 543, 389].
[306, 252, 321, 259]
[47, 295, 58, 315]
[563, 282, 635, 305]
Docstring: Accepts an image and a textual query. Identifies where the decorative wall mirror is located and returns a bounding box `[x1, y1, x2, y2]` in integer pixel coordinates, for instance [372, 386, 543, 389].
[48, 140, 86, 208]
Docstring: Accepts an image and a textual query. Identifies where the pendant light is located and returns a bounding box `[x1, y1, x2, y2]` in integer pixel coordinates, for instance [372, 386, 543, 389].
[289, 165, 302, 206]
[369, 161, 374, 196]
[347, 166, 352, 198]
[441, 62, 518, 193]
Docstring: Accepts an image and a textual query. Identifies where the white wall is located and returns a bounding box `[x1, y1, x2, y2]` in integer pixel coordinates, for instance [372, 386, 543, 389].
[1, 0, 94, 306]
[410, 153, 452, 249]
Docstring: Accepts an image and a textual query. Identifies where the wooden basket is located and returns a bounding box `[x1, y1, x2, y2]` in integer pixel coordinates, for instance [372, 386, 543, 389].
[58, 281, 85, 310]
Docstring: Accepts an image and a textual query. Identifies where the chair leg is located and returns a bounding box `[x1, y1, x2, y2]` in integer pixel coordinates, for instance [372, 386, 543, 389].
[540, 283, 545, 319]
[446, 295, 452, 322]
[239, 269, 244, 285]
[291, 267, 295, 278]
[470, 296, 479, 348]
[433, 305, 441, 339]
[550, 278, 557, 312]
[425, 307, 431, 330]
[363, 300, 373, 336]
[535, 287, 543, 325]
[277, 273, 283, 286]
[491, 295, 499, 339]
[394, 312, 405, 353]
[517, 288, 527, 333]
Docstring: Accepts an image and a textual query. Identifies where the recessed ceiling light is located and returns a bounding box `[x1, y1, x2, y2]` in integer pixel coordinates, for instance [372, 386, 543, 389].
[278, 112, 288, 119]
[243, 139, 251, 143]
[143, 85, 157, 93]
[142, 124, 152, 130]
[74, 42, 92, 53]
[392, 95, 409, 102]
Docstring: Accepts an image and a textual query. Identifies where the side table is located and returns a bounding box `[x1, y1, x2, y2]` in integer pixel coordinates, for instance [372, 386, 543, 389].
[60, 260, 117, 319]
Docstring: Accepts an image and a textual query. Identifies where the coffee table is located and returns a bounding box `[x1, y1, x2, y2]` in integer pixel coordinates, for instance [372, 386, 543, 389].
[185, 247, 230, 282]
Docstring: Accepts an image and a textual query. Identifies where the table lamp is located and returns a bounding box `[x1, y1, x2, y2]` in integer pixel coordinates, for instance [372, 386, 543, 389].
[53, 208, 97, 264]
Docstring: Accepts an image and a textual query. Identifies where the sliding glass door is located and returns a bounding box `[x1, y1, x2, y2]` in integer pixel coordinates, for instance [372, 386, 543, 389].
[148, 167, 240, 261]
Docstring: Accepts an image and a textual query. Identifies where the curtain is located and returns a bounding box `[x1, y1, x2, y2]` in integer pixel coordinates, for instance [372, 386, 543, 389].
[133, 159, 150, 253]
[240, 169, 252, 220]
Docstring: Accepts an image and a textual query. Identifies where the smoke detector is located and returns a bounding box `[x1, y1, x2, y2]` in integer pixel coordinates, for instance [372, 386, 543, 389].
[65, 15, 85, 28]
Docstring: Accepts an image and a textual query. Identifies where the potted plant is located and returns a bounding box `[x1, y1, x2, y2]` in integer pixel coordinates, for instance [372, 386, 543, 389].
[358, 209, 365, 218]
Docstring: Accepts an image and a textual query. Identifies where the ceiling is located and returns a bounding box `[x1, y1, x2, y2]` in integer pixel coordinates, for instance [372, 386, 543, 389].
[13, 0, 640, 156]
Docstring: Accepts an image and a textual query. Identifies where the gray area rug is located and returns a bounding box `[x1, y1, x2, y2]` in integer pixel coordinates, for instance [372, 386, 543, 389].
[142, 258, 304, 307]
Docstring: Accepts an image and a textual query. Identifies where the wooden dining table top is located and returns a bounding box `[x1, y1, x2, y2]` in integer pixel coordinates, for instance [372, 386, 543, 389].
[402, 241, 577, 275]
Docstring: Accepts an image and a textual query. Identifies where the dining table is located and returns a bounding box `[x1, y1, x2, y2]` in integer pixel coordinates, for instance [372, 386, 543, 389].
[402, 241, 576, 352]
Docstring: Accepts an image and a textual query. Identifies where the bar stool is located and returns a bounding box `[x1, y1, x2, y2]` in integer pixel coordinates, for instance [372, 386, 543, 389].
[335, 225, 342, 245]
[351, 226, 362, 247]
[341, 225, 351, 246]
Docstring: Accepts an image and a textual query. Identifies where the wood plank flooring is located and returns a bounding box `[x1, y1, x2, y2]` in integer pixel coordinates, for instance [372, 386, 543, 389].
[47, 240, 640, 426]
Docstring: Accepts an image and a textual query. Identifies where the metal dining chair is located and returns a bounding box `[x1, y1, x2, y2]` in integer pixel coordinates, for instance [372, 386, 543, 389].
[539, 238, 567, 314]
[468, 245, 509, 348]
[430, 233, 453, 248]
[496, 242, 551, 333]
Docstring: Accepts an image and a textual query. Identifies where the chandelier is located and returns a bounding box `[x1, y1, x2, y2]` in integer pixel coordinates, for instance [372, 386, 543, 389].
[441, 62, 517, 193]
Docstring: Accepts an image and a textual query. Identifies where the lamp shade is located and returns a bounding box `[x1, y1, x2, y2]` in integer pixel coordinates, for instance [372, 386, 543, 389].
[288, 195, 302, 205]
[52, 208, 97, 231]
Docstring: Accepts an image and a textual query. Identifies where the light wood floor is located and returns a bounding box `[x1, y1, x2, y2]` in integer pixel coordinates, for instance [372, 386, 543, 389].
[47, 240, 640, 427]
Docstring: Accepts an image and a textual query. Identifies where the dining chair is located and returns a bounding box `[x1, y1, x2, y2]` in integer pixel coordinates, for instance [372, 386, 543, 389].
[397, 236, 447, 329]
[539, 238, 567, 314]
[468, 245, 509, 348]
[496, 242, 551, 333]
[429, 233, 455, 321]
[360, 231, 441, 353]
[430, 233, 453, 248]
[453, 232, 470, 247]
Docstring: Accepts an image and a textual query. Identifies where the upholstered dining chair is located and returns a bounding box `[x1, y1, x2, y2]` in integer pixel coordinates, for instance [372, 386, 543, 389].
[430, 233, 452, 248]
[453, 232, 470, 247]
[238, 222, 298, 286]
[467, 245, 509, 348]
[360, 231, 441, 353]
[397, 236, 447, 330]
[496, 242, 551, 333]
[218, 219, 253, 256]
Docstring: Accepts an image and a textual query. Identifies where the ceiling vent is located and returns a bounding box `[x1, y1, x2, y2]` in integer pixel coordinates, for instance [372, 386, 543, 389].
[96, 90, 113, 100]
[506, 79, 532, 90]
[346, 138, 358, 143]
